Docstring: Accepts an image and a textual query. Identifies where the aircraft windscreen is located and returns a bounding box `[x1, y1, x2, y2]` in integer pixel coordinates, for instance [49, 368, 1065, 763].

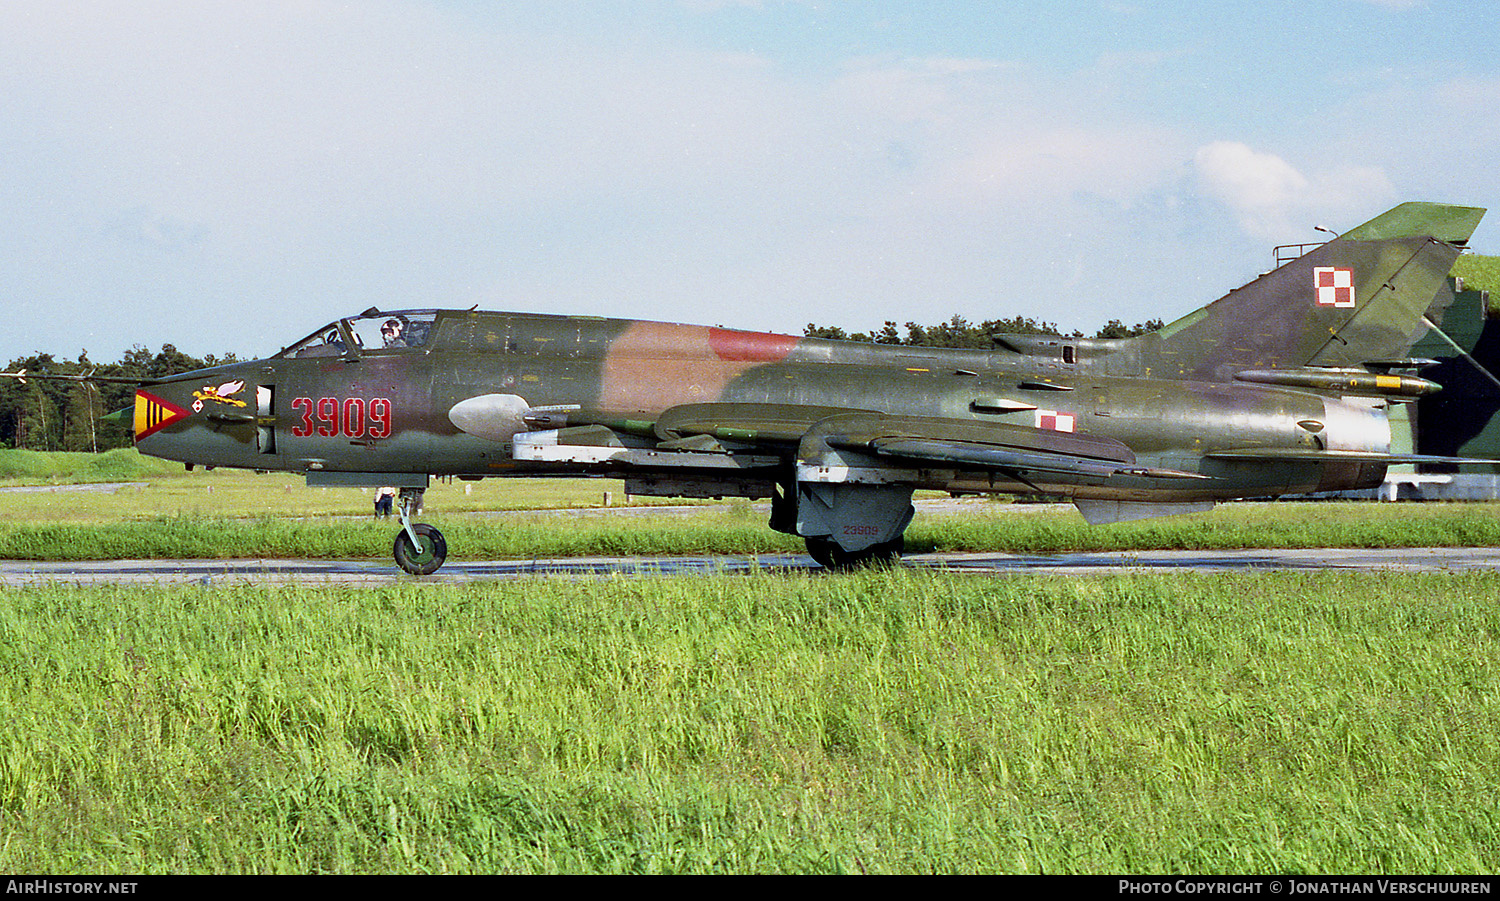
[284, 313, 437, 357]
[285, 325, 349, 358]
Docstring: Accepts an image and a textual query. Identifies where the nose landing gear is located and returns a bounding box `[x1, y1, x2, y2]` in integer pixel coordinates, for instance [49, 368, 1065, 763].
[393, 487, 446, 575]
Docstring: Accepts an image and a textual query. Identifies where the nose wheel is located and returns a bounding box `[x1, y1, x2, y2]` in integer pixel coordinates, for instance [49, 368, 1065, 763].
[392, 487, 447, 575]
[394, 523, 447, 575]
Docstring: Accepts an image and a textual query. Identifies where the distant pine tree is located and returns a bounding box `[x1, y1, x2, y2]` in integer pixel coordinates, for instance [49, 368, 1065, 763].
[805, 313, 1161, 347]
[2, 345, 239, 451]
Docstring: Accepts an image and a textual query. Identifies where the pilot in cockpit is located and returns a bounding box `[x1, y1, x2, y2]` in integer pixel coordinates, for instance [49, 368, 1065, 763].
[381, 319, 407, 348]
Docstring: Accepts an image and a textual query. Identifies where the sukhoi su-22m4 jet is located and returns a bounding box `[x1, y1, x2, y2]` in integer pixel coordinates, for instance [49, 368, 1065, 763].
[106, 202, 1490, 572]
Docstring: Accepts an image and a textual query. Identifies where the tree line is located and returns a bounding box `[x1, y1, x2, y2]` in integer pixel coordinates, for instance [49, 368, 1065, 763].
[1, 346, 238, 452]
[802, 314, 1165, 347]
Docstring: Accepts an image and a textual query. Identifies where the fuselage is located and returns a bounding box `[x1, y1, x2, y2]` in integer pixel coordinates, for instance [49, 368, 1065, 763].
[133, 308, 1392, 502]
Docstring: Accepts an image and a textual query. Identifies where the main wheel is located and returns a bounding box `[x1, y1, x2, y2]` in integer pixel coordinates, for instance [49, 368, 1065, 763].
[394, 523, 447, 575]
[805, 535, 903, 570]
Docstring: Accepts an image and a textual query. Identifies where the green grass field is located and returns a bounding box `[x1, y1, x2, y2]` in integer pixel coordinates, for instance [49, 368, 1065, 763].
[0, 449, 698, 520]
[1452, 253, 1500, 298]
[5, 450, 1500, 873]
[1, 572, 1496, 873]
[6, 500, 1500, 562]
[4, 452, 1500, 561]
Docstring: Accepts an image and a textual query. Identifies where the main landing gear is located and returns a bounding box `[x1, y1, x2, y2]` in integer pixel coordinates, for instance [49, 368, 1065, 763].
[804, 535, 904, 570]
[392, 487, 446, 575]
[790, 482, 915, 571]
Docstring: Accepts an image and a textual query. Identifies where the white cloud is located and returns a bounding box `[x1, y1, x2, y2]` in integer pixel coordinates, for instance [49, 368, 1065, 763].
[1192, 141, 1393, 241]
[1193, 142, 1310, 237]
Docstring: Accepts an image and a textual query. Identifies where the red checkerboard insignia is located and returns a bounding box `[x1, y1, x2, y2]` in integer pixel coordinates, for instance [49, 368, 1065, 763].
[1314, 267, 1355, 308]
[1036, 409, 1075, 433]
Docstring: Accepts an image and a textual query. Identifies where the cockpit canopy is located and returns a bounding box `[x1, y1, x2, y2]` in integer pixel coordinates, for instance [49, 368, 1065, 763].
[281, 309, 439, 358]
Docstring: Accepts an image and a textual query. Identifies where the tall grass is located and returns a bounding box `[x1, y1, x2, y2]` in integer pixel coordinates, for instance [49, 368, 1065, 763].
[916, 501, 1500, 552]
[0, 448, 182, 483]
[0, 460, 700, 523]
[0, 509, 795, 560]
[4, 450, 1499, 561]
[0, 571, 1496, 873]
[1453, 253, 1500, 296]
[2, 502, 1498, 561]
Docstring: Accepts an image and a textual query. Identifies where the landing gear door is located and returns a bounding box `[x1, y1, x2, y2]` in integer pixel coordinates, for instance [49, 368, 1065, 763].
[257, 385, 275, 454]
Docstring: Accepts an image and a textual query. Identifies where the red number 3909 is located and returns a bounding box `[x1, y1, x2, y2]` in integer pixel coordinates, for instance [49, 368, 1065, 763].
[291, 397, 392, 439]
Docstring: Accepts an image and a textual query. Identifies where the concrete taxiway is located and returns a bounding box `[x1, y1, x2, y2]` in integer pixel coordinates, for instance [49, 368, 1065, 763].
[3, 547, 1498, 586]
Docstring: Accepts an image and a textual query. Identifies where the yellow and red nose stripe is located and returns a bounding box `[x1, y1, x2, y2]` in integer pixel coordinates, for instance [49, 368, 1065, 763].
[133, 390, 192, 441]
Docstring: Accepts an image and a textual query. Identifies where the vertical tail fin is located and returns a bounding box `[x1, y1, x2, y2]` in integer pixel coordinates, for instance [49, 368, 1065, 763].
[1134, 202, 1485, 381]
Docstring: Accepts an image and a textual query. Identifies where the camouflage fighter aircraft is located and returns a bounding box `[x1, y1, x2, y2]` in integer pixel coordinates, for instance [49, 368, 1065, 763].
[25, 201, 1495, 573]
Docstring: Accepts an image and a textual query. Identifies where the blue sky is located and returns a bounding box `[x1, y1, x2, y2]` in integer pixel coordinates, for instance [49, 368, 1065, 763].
[2, 0, 1497, 363]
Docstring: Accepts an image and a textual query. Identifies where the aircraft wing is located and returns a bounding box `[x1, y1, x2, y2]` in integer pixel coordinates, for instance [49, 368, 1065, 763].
[840, 436, 1207, 481]
[654, 403, 1205, 481]
[654, 402, 878, 444]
